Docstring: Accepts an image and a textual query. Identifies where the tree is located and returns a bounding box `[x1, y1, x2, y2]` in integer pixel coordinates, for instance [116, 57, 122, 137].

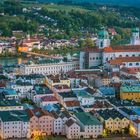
[78, 39, 85, 48]
[85, 38, 94, 47]
[112, 34, 122, 45]
[4, 0, 22, 15]
[32, 48, 39, 53]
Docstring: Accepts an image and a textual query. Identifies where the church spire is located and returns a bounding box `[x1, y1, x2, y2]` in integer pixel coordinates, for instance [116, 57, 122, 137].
[96, 27, 110, 49]
[131, 27, 140, 45]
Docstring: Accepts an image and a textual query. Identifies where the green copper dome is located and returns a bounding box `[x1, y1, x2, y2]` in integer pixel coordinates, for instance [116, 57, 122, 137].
[132, 27, 139, 33]
[98, 28, 109, 39]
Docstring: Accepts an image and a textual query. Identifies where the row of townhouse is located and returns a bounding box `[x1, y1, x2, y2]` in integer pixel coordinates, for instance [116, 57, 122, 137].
[46, 73, 88, 92]
[54, 89, 95, 111]
[117, 107, 140, 138]
[18, 35, 78, 52]
[1, 96, 140, 139]
[0, 107, 101, 139]
[94, 109, 130, 133]
[0, 108, 69, 139]
[106, 97, 140, 138]
[8, 73, 88, 100]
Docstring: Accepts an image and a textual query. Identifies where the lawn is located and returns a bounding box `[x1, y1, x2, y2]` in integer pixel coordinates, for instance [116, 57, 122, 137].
[42, 4, 90, 12]
[21, 1, 95, 13]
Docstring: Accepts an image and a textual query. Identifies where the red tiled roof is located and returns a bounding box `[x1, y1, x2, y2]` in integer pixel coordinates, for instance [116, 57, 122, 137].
[68, 72, 87, 79]
[83, 45, 140, 53]
[64, 100, 80, 107]
[109, 57, 140, 65]
[41, 96, 58, 102]
[0, 83, 6, 88]
[53, 85, 70, 89]
[133, 119, 140, 124]
[26, 108, 53, 118]
[26, 108, 45, 118]
[121, 67, 140, 75]
[112, 72, 120, 77]
[110, 82, 122, 87]
[93, 101, 112, 109]
[104, 45, 140, 53]
[108, 28, 117, 34]
[22, 44, 28, 47]
[47, 74, 68, 83]
[24, 39, 39, 43]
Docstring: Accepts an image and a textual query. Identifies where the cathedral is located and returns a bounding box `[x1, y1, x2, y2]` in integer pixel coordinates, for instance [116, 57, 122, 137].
[80, 27, 140, 72]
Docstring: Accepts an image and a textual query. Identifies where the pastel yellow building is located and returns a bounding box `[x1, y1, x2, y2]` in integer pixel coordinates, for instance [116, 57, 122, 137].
[102, 77, 111, 86]
[120, 86, 140, 102]
[46, 75, 71, 89]
[97, 109, 130, 133]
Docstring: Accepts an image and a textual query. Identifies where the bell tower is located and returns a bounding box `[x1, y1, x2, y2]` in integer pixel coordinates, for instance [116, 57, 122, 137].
[131, 28, 140, 45]
[96, 27, 110, 49]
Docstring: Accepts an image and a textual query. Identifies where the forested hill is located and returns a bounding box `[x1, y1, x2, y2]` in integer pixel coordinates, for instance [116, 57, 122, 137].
[38, 0, 140, 7]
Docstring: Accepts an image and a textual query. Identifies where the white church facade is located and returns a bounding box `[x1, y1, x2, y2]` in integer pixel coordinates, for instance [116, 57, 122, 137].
[80, 27, 140, 70]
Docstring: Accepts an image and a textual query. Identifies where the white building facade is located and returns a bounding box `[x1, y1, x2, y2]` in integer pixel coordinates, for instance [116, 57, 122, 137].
[20, 61, 79, 75]
[0, 111, 30, 139]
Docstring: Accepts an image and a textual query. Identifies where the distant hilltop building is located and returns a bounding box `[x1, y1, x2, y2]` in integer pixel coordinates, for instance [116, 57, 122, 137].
[130, 28, 140, 45]
[80, 27, 140, 74]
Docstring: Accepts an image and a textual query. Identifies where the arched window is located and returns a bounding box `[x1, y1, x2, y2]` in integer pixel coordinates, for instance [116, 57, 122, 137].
[136, 63, 139, 66]
[101, 41, 103, 48]
[129, 63, 133, 66]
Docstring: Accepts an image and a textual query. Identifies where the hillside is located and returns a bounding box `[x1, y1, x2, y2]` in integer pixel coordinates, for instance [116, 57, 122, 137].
[38, 0, 140, 7]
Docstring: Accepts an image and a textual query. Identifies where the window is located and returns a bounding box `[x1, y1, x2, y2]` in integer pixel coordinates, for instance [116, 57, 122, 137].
[136, 63, 139, 66]
[129, 63, 132, 66]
